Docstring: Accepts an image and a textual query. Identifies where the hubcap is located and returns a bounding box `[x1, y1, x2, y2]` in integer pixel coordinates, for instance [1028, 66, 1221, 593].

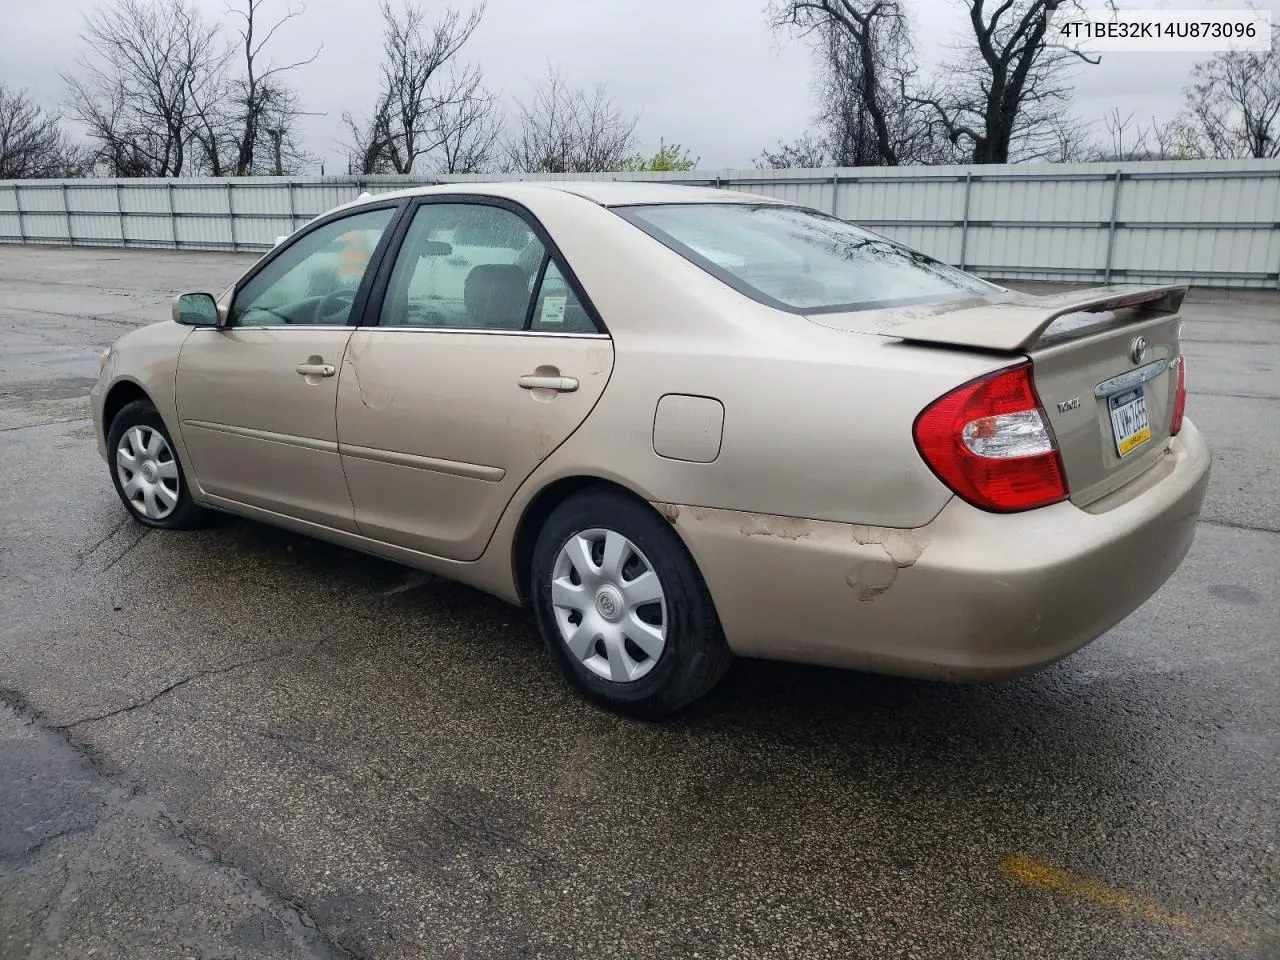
[550, 528, 667, 683]
[115, 425, 180, 520]
[595, 585, 623, 622]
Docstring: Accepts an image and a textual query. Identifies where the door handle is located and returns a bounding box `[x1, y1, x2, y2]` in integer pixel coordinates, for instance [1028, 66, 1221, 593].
[296, 362, 336, 377]
[518, 374, 578, 393]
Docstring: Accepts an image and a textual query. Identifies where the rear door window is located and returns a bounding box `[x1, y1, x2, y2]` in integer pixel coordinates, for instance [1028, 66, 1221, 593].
[530, 261, 595, 333]
[379, 203, 544, 329]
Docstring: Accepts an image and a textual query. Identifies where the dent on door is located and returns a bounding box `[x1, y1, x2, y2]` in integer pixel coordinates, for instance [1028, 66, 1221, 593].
[335, 331, 614, 561]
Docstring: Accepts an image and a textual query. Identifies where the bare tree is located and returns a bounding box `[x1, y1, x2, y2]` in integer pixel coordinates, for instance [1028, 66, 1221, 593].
[0, 85, 88, 178]
[221, 0, 320, 175]
[771, 1, 930, 166]
[1074, 109, 1206, 162]
[424, 66, 501, 173]
[1033, 112, 1091, 162]
[1095, 110, 1151, 160]
[64, 0, 229, 177]
[186, 43, 234, 176]
[1150, 116, 1204, 161]
[907, 0, 1097, 164]
[343, 0, 489, 175]
[755, 131, 832, 168]
[505, 66, 639, 173]
[1176, 33, 1280, 159]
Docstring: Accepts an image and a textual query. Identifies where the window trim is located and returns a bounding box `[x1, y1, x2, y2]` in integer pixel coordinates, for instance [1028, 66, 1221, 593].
[523, 252, 551, 330]
[361, 194, 608, 336]
[612, 202, 994, 316]
[227, 198, 409, 330]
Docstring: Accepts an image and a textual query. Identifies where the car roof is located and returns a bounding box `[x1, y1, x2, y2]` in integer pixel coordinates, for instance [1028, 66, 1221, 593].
[344, 179, 787, 210]
[515, 180, 783, 207]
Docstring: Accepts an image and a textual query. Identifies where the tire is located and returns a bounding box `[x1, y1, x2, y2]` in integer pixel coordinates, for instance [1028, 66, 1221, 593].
[531, 487, 732, 717]
[106, 399, 208, 530]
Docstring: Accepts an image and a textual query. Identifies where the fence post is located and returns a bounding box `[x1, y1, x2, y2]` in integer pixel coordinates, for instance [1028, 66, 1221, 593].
[167, 182, 177, 249]
[831, 173, 840, 217]
[286, 180, 297, 233]
[226, 181, 237, 252]
[13, 184, 26, 243]
[61, 183, 73, 245]
[1104, 169, 1123, 284]
[958, 172, 973, 270]
[114, 181, 124, 245]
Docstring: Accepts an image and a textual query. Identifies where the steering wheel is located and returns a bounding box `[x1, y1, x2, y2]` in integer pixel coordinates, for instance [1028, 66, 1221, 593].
[314, 287, 355, 325]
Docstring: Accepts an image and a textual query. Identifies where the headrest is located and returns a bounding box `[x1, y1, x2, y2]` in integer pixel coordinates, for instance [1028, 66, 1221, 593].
[464, 264, 528, 328]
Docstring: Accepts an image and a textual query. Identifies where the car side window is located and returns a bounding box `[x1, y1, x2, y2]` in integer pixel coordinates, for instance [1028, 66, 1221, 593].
[380, 203, 544, 329]
[230, 208, 395, 327]
[529, 260, 595, 333]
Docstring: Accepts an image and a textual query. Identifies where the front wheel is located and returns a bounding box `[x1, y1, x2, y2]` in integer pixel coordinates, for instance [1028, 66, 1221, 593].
[106, 399, 208, 530]
[531, 488, 732, 717]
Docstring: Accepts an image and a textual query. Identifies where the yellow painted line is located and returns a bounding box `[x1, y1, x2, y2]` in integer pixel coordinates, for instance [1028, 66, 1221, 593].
[999, 853, 1192, 929]
[999, 853, 1258, 949]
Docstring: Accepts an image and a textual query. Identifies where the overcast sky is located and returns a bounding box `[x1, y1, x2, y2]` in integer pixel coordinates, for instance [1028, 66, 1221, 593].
[3, 0, 1277, 171]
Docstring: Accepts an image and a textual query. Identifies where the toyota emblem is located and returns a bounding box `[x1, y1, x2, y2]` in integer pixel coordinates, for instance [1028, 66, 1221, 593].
[1129, 336, 1147, 365]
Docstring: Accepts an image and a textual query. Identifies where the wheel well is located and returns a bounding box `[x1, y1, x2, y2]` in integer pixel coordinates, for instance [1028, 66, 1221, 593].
[512, 476, 655, 606]
[101, 381, 151, 435]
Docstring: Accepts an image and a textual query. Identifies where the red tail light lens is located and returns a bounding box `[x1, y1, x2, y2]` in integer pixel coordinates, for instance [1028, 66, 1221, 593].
[1170, 356, 1187, 436]
[913, 362, 1068, 513]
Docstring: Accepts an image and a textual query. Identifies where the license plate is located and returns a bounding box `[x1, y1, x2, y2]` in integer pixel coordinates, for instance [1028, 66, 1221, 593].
[1108, 388, 1151, 456]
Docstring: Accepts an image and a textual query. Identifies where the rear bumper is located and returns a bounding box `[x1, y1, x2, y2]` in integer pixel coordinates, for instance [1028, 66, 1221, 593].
[661, 419, 1211, 680]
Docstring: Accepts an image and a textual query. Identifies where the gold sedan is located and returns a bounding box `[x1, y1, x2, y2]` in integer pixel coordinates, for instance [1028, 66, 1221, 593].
[92, 182, 1211, 715]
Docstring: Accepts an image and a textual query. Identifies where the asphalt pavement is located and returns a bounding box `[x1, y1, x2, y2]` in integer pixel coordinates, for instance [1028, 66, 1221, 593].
[0, 245, 1276, 960]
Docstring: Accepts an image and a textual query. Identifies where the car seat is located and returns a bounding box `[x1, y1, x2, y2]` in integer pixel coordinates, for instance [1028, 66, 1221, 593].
[463, 264, 528, 329]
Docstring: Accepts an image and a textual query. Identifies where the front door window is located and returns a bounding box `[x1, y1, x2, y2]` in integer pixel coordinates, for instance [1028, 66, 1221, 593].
[230, 208, 396, 327]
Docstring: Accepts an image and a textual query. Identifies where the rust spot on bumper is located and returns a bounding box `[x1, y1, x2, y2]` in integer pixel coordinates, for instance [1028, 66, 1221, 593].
[739, 516, 811, 540]
[654, 503, 681, 524]
[846, 524, 932, 600]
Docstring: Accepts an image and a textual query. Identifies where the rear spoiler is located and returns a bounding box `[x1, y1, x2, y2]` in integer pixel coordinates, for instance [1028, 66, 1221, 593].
[890, 285, 1187, 353]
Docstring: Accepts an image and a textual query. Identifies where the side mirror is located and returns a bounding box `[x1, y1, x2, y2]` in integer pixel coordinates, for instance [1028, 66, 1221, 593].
[173, 292, 220, 327]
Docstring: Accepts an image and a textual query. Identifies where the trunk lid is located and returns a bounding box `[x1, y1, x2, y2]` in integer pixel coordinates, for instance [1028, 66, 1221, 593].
[811, 285, 1188, 507]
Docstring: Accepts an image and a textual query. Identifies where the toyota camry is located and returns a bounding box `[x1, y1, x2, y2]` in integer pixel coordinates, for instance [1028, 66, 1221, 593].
[91, 182, 1211, 715]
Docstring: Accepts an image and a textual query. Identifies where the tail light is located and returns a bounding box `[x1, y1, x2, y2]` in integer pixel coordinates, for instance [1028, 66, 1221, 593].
[1170, 356, 1187, 436]
[913, 362, 1068, 513]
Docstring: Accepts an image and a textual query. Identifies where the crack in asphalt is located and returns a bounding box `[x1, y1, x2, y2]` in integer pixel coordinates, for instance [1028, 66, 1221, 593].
[0, 822, 97, 871]
[29, 859, 75, 960]
[72, 516, 133, 572]
[54, 618, 376, 732]
[4, 304, 154, 328]
[155, 811, 369, 960]
[1, 694, 363, 960]
[0, 417, 93, 433]
[56, 646, 309, 731]
[1190, 390, 1280, 401]
[98, 526, 151, 575]
[1200, 517, 1280, 535]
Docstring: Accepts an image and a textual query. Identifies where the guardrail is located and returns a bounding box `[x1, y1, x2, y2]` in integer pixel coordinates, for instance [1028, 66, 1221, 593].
[3, 160, 1279, 289]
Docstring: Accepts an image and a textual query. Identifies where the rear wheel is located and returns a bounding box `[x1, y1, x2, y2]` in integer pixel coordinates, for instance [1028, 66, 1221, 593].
[531, 488, 732, 717]
[107, 399, 207, 530]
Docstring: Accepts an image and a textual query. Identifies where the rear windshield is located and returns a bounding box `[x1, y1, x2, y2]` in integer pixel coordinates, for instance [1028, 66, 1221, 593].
[616, 203, 994, 314]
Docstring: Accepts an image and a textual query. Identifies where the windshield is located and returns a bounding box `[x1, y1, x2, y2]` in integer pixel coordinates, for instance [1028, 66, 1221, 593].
[616, 203, 996, 314]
